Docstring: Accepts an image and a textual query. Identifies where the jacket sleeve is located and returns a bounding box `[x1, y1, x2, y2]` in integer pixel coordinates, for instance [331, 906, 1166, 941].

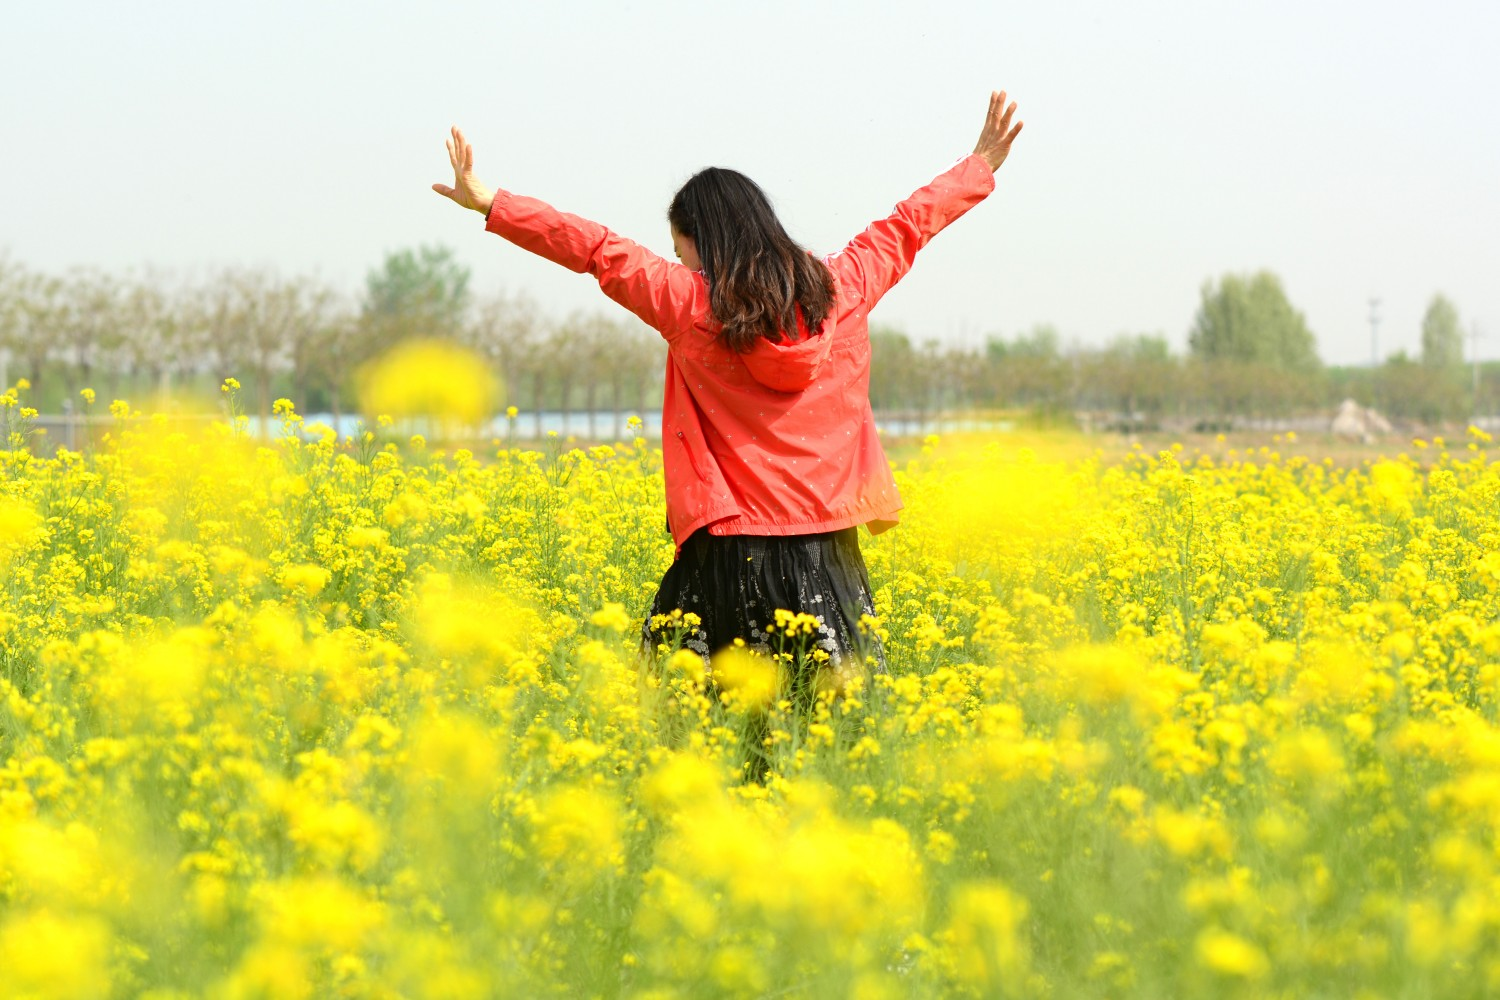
[484, 190, 700, 340]
[829, 153, 997, 310]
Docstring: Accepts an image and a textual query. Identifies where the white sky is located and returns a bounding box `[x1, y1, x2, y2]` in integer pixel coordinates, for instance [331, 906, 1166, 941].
[5, 0, 1497, 365]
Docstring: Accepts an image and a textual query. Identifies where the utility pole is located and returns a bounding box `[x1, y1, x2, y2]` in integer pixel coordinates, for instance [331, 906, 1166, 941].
[1368, 297, 1381, 369]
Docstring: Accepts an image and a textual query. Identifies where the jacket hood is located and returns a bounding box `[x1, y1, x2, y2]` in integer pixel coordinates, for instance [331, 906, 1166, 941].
[741, 310, 836, 393]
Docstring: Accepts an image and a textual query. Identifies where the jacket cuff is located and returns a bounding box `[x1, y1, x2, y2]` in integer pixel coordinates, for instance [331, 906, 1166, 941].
[483, 190, 512, 233]
[956, 153, 998, 194]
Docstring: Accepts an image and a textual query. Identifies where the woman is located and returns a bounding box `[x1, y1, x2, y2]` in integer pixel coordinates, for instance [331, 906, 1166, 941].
[434, 91, 1023, 686]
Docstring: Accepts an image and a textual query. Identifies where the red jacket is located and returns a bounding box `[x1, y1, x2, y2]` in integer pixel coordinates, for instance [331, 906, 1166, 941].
[483, 153, 997, 554]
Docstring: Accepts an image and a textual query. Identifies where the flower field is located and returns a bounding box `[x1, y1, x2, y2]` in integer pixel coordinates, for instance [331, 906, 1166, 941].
[2, 379, 1499, 998]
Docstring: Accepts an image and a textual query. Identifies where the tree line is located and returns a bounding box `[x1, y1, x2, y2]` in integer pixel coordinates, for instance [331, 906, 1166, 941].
[886, 274, 1488, 429]
[0, 246, 663, 435]
[1, 248, 1490, 434]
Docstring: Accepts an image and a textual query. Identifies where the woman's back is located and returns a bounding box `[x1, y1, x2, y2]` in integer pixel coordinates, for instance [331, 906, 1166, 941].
[645, 153, 1000, 549]
[661, 267, 892, 546]
[473, 151, 998, 550]
[474, 153, 1001, 549]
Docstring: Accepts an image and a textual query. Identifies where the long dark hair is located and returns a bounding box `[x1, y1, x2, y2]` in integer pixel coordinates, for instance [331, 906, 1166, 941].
[668, 167, 836, 352]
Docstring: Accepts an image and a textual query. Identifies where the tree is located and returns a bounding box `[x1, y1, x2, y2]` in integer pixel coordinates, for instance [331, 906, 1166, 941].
[590, 315, 660, 440]
[0, 254, 27, 388]
[55, 268, 122, 397]
[303, 308, 361, 424]
[910, 339, 947, 432]
[1087, 333, 1177, 424]
[283, 279, 342, 413]
[939, 342, 986, 416]
[466, 288, 544, 412]
[1377, 350, 1452, 426]
[178, 276, 228, 395]
[116, 267, 184, 398]
[505, 317, 555, 438]
[208, 268, 286, 424]
[986, 324, 1070, 418]
[1189, 271, 1320, 374]
[362, 245, 471, 359]
[1420, 293, 1463, 370]
[567, 311, 620, 440]
[868, 325, 916, 413]
[546, 320, 582, 435]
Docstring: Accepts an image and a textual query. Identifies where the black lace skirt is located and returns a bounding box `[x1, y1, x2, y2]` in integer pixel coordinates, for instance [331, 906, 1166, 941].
[641, 527, 888, 679]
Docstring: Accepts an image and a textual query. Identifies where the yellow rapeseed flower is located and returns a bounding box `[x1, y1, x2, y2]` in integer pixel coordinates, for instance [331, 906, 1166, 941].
[943, 880, 1030, 993]
[532, 785, 623, 879]
[280, 563, 332, 598]
[1195, 926, 1268, 979]
[407, 711, 503, 792]
[261, 876, 386, 952]
[590, 601, 632, 632]
[710, 647, 779, 711]
[0, 499, 41, 559]
[356, 338, 501, 425]
[1269, 728, 1347, 789]
[0, 909, 113, 1000]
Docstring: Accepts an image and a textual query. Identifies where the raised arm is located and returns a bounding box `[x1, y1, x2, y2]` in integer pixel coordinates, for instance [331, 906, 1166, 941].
[830, 91, 1023, 309]
[433, 126, 700, 339]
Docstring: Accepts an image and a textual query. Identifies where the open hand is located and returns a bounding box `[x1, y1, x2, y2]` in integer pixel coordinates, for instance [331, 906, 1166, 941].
[432, 126, 495, 215]
[973, 91, 1024, 172]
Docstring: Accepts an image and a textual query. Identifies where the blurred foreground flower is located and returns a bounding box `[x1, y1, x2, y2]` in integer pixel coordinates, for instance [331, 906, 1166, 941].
[356, 338, 501, 425]
[710, 646, 779, 711]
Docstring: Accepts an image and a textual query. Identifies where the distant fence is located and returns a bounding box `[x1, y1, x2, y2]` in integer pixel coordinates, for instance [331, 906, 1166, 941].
[24, 409, 1499, 456]
[27, 409, 1017, 450]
